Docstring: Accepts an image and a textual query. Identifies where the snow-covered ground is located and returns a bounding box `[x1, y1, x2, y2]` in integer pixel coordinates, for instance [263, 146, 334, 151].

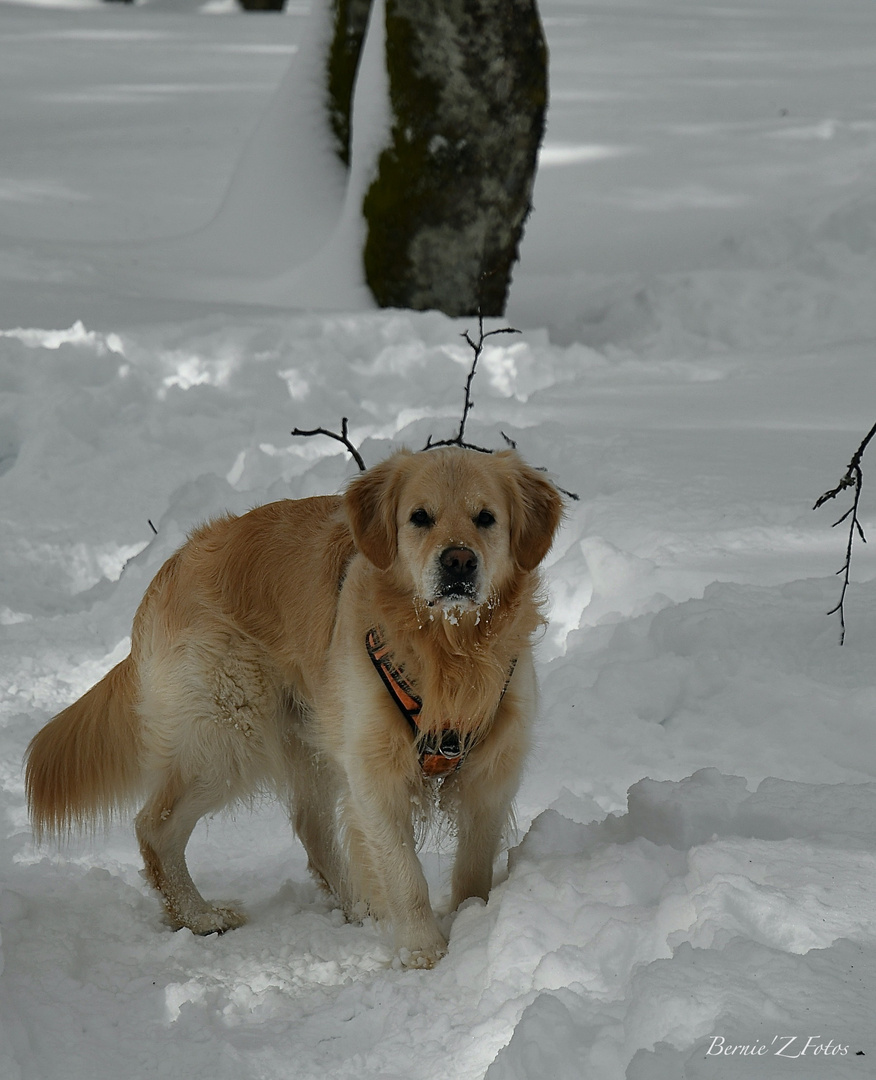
[2, 0, 876, 1076]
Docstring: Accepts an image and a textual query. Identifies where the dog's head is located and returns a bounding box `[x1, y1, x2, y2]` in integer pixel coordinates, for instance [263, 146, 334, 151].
[344, 447, 564, 612]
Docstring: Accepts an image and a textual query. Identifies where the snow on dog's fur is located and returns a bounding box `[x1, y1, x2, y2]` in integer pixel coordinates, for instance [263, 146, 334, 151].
[25, 447, 563, 967]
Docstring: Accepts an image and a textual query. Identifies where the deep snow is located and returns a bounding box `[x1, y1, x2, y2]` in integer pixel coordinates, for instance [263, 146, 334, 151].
[1, 0, 876, 1077]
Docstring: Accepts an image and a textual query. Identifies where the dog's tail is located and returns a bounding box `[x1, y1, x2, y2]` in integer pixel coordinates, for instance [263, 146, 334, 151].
[25, 656, 143, 841]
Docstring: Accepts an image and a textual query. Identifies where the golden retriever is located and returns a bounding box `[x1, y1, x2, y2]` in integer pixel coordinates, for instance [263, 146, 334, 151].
[25, 446, 563, 967]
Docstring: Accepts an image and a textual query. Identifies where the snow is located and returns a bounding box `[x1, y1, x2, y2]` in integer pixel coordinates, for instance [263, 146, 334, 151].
[1, 0, 876, 1076]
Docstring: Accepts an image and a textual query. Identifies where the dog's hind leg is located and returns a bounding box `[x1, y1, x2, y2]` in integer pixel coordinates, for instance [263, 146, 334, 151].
[135, 641, 284, 933]
[135, 776, 247, 934]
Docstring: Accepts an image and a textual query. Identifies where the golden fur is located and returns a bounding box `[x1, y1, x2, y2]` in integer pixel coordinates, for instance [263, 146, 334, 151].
[25, 447, 563, 967]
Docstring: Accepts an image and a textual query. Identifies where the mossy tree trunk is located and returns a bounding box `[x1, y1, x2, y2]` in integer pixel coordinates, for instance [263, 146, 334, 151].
[328, 0, 547, 317]
[327, 0, 374, 167]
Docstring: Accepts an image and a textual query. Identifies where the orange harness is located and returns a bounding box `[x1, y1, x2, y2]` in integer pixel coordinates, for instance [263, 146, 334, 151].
[365, 626, 516, 779]
[366, 626, 466, 777]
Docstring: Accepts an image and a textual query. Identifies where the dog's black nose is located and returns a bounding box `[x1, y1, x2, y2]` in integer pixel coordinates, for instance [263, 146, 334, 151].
[440, 546, 478, 581]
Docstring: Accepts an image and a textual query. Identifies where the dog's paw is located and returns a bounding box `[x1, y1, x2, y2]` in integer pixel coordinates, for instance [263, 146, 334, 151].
[393, 932, 448, 970]
[394, 946, 444, 970]
[168, 902, 248, 936]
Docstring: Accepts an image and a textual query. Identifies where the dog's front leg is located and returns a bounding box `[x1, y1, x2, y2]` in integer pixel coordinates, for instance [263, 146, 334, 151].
[449, 763, 518, 910]
[448, 676, 533, 911]
[344, 761, 447, 968]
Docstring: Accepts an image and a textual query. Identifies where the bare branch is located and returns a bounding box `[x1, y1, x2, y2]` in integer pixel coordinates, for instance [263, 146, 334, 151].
[813, 419, 876, 644]
[291, 417, 367, 472]
[422, 314, 580, 500]
[422, 310, 520, 453]
[553, 481, 580, 502]
[813, 420, 876, 511]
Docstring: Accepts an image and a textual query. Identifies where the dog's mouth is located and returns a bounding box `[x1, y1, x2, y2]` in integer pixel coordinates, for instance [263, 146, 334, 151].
[429, 590, 476, 605]
[425, 582, 480, 614]
[440, 580, 477, 600]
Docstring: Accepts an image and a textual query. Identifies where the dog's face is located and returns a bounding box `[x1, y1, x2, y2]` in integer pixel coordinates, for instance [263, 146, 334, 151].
[345, 448, 563, 612]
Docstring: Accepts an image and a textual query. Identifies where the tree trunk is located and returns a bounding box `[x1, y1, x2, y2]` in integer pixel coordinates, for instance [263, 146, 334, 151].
[238, 0, 286, 10]
[362, 0, 547, 316]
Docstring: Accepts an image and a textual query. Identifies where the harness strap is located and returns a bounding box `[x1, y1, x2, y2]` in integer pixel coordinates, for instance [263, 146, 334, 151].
[365, 626, 470, 778]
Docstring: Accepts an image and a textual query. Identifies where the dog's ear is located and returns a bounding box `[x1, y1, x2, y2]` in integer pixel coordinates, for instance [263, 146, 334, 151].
[344, 454, 408, 571]
[504, 454, 565, 572]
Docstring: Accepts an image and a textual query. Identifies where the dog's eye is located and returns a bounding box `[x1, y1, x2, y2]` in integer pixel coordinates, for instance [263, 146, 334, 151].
[475, 509, 496, 528]
[410, 509, 433, 528]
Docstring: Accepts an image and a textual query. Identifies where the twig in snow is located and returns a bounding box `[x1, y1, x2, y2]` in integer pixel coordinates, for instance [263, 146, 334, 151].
[291, 417, 367, 472]
[423, 311, 520, 455]
[290, 313, 578, 501]
[421, 317, 579, 500]
[813, 419, 876, 644]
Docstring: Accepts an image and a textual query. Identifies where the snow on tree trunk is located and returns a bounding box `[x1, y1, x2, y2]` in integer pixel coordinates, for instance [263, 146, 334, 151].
[180, 1, 348, 281]
[361, 0, 548, 317]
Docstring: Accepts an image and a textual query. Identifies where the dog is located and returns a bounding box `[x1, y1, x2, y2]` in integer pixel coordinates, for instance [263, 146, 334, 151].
[25, 446, 563, 967]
